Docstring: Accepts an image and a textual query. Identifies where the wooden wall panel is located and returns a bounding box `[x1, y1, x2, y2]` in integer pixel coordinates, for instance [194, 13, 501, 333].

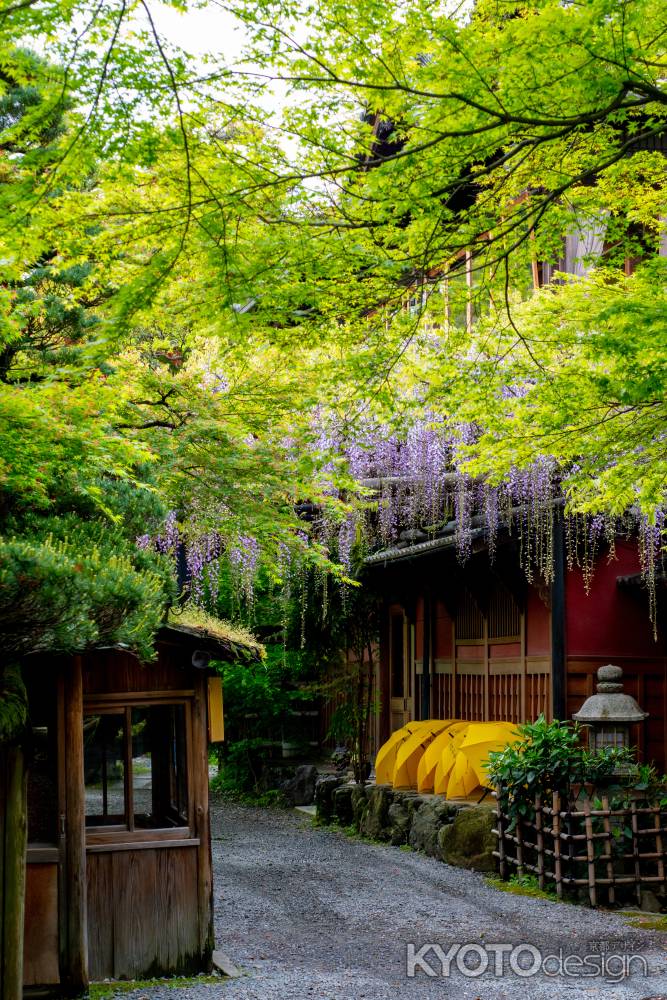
[488, 668, 522, 723]
[86, 853, 114, 980]
[82, 646, 189, 697]
[87, 846, 201, 981]
[156, 845, 200, 971]
[112, 850, 158, 979]
[23, 864, 59, 985]
[456, 671, 485, 721]
[526, 662, 551, 721]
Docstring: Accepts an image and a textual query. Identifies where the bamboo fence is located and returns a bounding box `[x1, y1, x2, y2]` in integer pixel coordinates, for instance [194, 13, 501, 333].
[494, 790, 667, 907]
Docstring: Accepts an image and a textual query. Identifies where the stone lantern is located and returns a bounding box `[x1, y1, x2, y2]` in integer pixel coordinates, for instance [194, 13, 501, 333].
[573, 664, 648, 752]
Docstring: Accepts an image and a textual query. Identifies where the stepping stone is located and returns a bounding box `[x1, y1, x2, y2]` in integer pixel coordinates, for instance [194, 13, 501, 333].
[212, 950, 243, 978]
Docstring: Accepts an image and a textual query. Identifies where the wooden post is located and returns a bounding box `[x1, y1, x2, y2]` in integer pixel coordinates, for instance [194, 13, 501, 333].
[62, 657, 88, 993]
[654, 806, 665, 887]
[553, 792, 563, 899]
[630, 800, 642, 907]
[192, 674, 214, 966]
[582, 797, 597, 907]
[495, 791, 507, 880]
[515, 816, 525, 876]
[535, 794, 545, 890]
[1, 743, 27, 1000]
[601, 795, 616, 907]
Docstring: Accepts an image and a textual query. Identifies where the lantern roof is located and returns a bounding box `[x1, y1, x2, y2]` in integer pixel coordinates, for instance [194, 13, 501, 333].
[573, 664, 648, 724]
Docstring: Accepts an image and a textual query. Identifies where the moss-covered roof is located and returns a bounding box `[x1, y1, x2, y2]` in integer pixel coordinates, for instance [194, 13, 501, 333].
[159, 607, 264, 665]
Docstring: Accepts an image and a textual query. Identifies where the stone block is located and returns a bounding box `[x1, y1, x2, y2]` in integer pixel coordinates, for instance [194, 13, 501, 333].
[332, 783, 355, 825]
[351, 784, 369, 827]
[408, 799, 458, 858]
[387, 800, 411, 845]
[359, 785, 393, 841]
[314, 775, 344, 823]
[438, 804, 496, 871]
[640, 889, 663, 913]
[280, 764, 318, 806]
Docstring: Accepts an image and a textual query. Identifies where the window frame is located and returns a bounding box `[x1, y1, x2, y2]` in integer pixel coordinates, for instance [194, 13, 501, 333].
[83, 694, 194, 847]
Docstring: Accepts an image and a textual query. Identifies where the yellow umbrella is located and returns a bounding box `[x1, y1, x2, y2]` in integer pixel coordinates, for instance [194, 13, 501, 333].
[417, 721, 467, 792]
[374, 720, 433, 785]
[446, 749, 482, 798]
[458, 722, 523, 788]
[433, 727, 469, 794]
[392, 721, 452, 788]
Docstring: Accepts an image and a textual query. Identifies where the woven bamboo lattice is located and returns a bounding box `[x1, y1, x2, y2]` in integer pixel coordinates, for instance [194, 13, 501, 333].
[494, 791, 667, 907]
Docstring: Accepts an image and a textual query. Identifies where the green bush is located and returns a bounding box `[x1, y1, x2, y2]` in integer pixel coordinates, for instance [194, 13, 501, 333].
[488, 715, 634, 829]
[0, 518, 173, 661]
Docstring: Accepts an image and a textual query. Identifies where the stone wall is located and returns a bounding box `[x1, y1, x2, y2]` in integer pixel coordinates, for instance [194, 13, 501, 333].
[315, 779, 496, 872]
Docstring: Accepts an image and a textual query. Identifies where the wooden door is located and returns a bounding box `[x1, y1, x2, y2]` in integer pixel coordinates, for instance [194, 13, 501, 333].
[390, 613, 413, 731]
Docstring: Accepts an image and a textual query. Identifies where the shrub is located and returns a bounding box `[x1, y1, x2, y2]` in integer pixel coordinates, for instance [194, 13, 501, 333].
[488, 715, 634, 829]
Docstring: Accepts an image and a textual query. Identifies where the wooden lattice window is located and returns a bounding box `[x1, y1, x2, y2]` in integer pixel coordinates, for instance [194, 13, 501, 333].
[488, 584, 520, 640]
[456, 589, 484, 641]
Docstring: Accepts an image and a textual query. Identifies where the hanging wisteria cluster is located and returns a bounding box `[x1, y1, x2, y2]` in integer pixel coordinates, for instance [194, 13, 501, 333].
[137, 413, 666, 633]
[312, 416, 667, 634]
[321, 417, 561, 585]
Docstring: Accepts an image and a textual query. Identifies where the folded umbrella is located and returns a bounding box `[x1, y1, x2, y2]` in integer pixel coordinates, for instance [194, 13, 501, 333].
[392, 720, 452, 788]
[417, 721, 467, 792]
[458, 722, 523, 788]
[446, 748, 482, 798]
[374, 720, 433, 785]
[433, 727, 469, 795]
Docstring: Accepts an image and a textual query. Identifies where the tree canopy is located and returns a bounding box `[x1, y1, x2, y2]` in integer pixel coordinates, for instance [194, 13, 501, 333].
[1, 0, 667, 695]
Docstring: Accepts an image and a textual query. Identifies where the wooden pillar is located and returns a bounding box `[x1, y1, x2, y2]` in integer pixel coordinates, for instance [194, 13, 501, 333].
[378, 604, 391, 745]
[420, 593, 432, 721]
[192, 674, 214, 966]
[62, 657, 88, 993]
[0, 743, 27, 1000]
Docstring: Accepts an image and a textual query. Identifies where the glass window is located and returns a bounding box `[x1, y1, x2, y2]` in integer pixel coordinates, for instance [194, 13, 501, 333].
[83, 702, 189, 832]
[84, 712, 127, 827]
[26, 672, 59, 844]
[132, 705, 188, 829]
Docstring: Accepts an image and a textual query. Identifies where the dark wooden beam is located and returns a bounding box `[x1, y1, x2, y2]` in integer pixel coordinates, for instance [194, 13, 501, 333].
[62, 656, 88, 994]
[192, 674, 214, 968]
[421, 592, 432, 720]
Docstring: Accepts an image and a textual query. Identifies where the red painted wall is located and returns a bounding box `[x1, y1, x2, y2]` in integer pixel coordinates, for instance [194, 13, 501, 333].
[526, 586, 551, 656]
[434, 600, 453, 658]
[566, 538, 659, 658]
[490, 642, 521, 659]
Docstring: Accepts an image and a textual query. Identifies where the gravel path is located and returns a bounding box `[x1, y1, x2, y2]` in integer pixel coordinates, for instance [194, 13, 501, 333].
[121, 801, 667, 1000]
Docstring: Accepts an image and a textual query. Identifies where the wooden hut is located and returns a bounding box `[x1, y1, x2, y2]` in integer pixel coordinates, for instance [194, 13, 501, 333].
[18, 620, 261, 994]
